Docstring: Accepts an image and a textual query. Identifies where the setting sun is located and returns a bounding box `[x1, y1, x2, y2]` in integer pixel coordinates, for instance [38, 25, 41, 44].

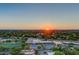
[46, 27, 50, 30]
[41, 24, 53, 30]
[40, 24, 54, 34]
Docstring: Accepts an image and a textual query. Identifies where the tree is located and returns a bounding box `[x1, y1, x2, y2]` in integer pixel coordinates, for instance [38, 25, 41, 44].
[35, 50, 38, 55]
[21, 43, 26, 49]
[54, 51, 64, 55]
[68, 43, 74, 47]
[14, 40, 18, 42]
[63, 47, 79, 55]
[0, 46, 9, 52]
[20, 37, 27, 49]
[6, 40, 11, 43]
[52, 46, 62, 51]
[37, 46, 42, 50]
[10, 47, 21, 55]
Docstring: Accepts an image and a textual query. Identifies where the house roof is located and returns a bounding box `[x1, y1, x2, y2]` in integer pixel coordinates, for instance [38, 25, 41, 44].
[26, 38, 53, 43]
[21, 49, 35, 55]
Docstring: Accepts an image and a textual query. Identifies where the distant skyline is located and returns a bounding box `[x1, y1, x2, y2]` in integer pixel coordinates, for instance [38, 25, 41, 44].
[0, 3, 79, 30]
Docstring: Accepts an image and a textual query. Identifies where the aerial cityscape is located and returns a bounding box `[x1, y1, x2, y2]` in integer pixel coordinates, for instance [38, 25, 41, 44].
[0, 3, 79, 55]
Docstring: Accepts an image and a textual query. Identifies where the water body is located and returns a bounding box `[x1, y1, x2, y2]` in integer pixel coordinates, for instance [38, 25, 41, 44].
[0, 42, 21, 48]
[0, 37, 21, 48]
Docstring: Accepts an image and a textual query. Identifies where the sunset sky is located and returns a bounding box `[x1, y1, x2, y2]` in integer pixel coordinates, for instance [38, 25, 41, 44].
[0, 3, 79, 29]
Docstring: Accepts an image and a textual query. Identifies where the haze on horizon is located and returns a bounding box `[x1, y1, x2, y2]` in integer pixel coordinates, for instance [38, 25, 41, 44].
[0, 3, 79, 30]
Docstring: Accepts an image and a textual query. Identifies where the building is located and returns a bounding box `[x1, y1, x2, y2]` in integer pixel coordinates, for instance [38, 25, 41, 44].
[26, 38, 53, 44]
[20, 49, 35, 55]
[38, 50, 55, 55]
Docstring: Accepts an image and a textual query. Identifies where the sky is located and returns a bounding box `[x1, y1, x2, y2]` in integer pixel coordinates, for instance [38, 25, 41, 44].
[0, 3, 79, 30]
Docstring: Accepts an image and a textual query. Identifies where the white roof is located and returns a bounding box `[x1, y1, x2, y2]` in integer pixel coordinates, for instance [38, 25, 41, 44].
[53, 41, 62, 44]
[47, 52, 55, 55]
[21, 49, 35, 55]
[46, 50, 55, 55]
[26, 38, 53, 43]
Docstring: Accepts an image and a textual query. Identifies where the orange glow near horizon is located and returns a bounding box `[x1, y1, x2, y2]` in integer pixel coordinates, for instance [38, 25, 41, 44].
[41, 24, 53, 30]
[40, 24, 54, 34]
[46, 27, 50, 31]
